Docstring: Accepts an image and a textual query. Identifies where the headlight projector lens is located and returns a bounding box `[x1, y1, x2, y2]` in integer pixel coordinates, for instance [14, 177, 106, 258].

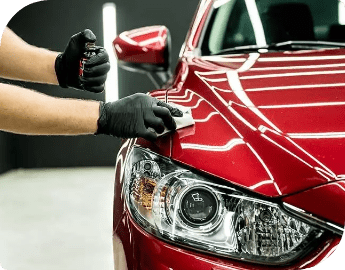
[179, 186, 219, 226]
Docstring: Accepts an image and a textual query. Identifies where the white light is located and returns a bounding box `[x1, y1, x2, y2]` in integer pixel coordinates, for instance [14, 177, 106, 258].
[340, 1, 345, 25]
[103, 2, 118, 102]
[213, 0, 232, 9]
[244, 0, 267, 46]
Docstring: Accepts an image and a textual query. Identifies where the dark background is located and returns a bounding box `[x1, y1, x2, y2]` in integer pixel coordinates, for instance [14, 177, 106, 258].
[0, 0, 199, 173]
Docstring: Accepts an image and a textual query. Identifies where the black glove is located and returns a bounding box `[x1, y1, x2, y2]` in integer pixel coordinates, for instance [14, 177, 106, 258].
[55, 29, 110, 93]
[95, 93, 182, 141]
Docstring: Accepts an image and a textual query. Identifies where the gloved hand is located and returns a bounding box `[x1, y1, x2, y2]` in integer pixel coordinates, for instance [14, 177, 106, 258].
[95, 93, 182, 141]
[55, 29, 110, 93]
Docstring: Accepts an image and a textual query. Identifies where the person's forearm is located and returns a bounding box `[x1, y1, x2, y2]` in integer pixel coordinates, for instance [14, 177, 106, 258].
[0, 83, 99, 135]
[0, 27, 59, 85]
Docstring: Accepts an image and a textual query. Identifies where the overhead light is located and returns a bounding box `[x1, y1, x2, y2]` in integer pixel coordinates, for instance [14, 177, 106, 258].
[102, 2, 118, 102]
[339, 1, 345, 25]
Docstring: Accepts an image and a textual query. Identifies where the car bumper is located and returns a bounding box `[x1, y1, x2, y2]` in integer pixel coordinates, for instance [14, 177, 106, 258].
[113, 212, 340, 270]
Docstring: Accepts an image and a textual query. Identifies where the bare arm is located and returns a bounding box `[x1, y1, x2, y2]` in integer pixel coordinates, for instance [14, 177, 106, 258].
[0, 83, 99, 135]
[0, 28, 177, 138]
[0, 27, 59, 85]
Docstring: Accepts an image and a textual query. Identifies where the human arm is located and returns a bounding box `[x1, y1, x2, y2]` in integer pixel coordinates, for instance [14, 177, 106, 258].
[0, 27, 110, 92]
[0, 83, 99, 135]
[0, 27, 59, 85]
[0, 83, 178, 138]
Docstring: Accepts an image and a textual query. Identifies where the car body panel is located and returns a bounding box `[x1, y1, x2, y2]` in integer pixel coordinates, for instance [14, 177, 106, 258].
[165, 48, 345, 198]
[283, 180, 345, 226]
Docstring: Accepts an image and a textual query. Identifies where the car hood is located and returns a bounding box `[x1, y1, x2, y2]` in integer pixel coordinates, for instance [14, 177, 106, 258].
[167, 48, 345, 198]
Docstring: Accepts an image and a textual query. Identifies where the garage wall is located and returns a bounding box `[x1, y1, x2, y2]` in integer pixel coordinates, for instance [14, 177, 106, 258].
[0, 0, 199, 172]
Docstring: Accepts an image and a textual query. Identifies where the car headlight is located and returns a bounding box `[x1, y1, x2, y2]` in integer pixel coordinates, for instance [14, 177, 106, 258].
[123, 146, 324, 265]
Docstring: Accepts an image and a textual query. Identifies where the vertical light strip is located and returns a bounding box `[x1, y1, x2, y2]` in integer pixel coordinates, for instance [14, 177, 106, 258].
[103, 2, 118, 102]
[244, 0, 267, 46]
[213, 0, 232, 9]
[339, 1, 345, 25]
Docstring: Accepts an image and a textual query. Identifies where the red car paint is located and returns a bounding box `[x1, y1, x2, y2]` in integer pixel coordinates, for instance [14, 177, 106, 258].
[283, 181, 345, 227]
[169, 49, 345, 199]
[113, 26, 168, 65]
[112, 0, 345, 269]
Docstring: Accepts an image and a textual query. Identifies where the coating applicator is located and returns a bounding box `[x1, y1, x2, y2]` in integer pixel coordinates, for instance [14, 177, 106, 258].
[156, 102, 195, 136]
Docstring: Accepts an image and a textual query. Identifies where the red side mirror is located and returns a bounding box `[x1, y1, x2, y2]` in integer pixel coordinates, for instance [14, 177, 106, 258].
[113, 25, 170, 70]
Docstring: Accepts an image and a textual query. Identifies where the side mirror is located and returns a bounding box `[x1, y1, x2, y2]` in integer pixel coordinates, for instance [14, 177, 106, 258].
[113, 25, 172, 88]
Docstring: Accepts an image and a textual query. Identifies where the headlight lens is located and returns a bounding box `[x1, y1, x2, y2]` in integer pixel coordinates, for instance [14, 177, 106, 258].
[123, 147, 324, 265]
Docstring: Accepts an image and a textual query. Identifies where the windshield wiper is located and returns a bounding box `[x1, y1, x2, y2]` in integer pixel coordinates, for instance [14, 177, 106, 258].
[271, 40, 345, 49]
[212, 40, 345, 55]
[211, 45, 266, 55]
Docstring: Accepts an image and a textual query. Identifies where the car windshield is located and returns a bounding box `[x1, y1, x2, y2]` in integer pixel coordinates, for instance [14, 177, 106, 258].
[201, 0, 345, 55]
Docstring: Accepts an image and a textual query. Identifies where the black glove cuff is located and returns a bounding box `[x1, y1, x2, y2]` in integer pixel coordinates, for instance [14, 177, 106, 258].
[95, 101, 108, 135]
[55, 53, 68, 88]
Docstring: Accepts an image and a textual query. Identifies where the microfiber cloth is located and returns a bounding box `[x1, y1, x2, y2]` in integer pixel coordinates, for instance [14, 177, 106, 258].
[156, 103, 195, 137]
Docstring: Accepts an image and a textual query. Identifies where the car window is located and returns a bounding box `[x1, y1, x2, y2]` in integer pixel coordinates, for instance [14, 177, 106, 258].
[201, 0, 345, 55]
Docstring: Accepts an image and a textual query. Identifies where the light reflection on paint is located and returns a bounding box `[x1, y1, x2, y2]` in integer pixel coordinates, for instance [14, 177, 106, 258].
[258, 101, 345, 109]
[241, 69, 345, 80]
[201, 56, 247, 62]
[288, 132, 345, 139]
[188, 0, 213, 49]
[246, 83, 345, 92]
[237, 53, 260, 72]
[246, 143, 274, 181]
[227, 71, 282, 132]
[299, 242, 332, 269]
[167, 60, 345, 194]
[258, 55, 345, 62]
[250, 62, 345, 71]
[261, 134, 313, 169]
[181, 138, 244, 151]
[249, 180, 274, 190]
[194, 112, 219, 123]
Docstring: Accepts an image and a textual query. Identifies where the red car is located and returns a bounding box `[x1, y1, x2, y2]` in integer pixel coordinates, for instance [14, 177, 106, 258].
[112, 0, 345, 269]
